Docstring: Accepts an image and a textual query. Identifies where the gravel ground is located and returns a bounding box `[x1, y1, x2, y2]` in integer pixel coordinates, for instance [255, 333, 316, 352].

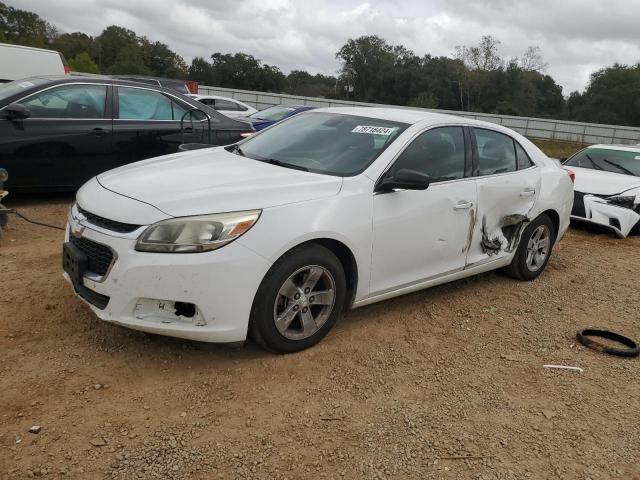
[1, 196, 639, 480]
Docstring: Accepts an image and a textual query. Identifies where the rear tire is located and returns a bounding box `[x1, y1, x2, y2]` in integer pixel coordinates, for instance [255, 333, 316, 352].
[249, 244, 346, 353]
[504, 214, 555, 281]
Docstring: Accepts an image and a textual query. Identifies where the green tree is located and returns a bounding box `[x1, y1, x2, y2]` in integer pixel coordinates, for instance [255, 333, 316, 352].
[95, 25, 140, 72]
[566, 64, 640, 126]
[409, 92, 438, 109]
[51, 32, 97, 63]
[286, 71, 337, 97]
[68, 52, 100, 74]
[336, 35, 396, 102]
[140, 38, 187, 78]
[0, 1, 57, 47]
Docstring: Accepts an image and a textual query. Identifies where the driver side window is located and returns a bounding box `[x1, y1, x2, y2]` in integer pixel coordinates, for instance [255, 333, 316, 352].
[390, 126, 465, 182]
[20, 84, 107, 119]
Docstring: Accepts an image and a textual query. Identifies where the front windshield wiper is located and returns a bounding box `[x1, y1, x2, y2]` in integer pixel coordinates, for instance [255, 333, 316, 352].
[584, 153, 604, 171]
[225, 144, 245, 156]
[260, 158, 309, 172]
[601, 158, 636, 176]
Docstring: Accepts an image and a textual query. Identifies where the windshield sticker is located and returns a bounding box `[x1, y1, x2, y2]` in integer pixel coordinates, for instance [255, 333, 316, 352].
[352, 125, 395, 136]
[18, 81, 35, 89]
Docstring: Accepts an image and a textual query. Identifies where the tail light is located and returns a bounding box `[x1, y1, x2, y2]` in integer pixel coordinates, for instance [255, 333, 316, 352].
[240, 132, 254, 138]
[64, 65, 72, 74]
[566, 169, 575, 183]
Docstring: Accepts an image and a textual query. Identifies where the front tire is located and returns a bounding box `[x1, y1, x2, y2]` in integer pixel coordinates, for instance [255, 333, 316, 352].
[504, 214, 555, 281]
[249, 244, 347, 353]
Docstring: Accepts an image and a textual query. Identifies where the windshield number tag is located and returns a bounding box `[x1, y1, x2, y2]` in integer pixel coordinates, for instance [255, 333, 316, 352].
[352, 125, 395, 136]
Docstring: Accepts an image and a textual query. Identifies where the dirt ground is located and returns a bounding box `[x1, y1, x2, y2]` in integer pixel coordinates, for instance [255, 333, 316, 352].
[1, 195, 640, 480]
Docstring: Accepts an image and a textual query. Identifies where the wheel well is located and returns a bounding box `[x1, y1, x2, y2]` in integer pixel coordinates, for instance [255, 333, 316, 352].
[540, 209, 560, 242]
[296, 239, 358, 308]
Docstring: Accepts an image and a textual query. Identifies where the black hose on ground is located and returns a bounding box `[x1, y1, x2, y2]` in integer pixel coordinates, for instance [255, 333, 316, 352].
[3, 208, 66, 231]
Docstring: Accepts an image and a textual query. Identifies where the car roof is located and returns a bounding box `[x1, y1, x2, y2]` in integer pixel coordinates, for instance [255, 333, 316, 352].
[314, 106, 487, 126]
[587, 144, 640, 152]
[195, 95, 243, 101]
[21, 75, 193, 93]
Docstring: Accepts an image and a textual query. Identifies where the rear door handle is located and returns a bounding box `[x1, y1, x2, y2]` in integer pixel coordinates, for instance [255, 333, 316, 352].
[183, 127, 194, 134]
[520, 187, 536, 198]
[453, 201, 473, 210]
[90, 128, 108, 137]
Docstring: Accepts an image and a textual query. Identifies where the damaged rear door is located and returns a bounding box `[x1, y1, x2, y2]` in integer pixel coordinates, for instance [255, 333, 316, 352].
[465, 127, 541, 267]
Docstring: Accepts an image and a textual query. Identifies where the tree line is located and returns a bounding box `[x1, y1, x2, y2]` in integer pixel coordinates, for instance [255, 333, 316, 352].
[2, 1, 639, 127]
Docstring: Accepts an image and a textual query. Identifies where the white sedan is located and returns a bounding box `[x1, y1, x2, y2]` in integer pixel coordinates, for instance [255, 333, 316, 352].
[63, 108, 574, 353]
[189, 94, 257, 118]
[562, 144, 640, 237]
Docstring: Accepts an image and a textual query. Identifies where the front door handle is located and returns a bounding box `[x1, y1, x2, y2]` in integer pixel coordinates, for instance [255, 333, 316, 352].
[520, 187, 536, 198]
[453, 200, 474, 210]
[183, 127, 194, 134]
[90, 128, 108, 137]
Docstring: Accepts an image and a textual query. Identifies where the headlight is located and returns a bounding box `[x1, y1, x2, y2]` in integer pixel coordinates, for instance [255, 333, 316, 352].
[135, 210, 261, 253]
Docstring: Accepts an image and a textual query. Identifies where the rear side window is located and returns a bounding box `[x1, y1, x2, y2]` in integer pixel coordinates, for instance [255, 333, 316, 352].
[515, 142, 534, 169]
[19, 84, 107, 119]
[474, 129, 516, 175]
[390, 126, 466, 182]
[214, 99, 241, 111]
[118, 87, 179, 120]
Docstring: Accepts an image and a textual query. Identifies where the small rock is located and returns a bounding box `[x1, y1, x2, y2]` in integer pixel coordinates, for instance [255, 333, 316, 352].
[541, 409, 556, 420]
[94, 384, 102, 390]
[500, 354, 519, 362]
[89, 437, 107, 447]
[29, 425, 42, 434]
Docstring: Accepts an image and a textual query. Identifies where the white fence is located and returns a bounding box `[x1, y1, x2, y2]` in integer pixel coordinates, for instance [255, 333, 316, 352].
[198, 84, 640, 145]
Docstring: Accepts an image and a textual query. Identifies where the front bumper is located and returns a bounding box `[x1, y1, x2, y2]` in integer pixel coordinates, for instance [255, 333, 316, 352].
[571, 193, 640, 238]
[63, 218, 272, 343]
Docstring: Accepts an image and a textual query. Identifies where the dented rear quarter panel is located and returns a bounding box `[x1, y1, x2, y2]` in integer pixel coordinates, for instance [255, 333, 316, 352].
[521, 136, 574, 242]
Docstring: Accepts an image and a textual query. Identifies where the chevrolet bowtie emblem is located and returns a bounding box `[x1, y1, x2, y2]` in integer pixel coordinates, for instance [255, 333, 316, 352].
[71, 214, 86, 238]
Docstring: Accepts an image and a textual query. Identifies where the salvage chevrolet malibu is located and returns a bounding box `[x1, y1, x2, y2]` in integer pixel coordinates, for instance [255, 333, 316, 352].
[63, 108, 574, 353]
[563, 144, 640, 237]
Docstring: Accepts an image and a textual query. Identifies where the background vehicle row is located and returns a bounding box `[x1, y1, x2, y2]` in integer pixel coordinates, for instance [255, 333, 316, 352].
[0, 76, 254, 192]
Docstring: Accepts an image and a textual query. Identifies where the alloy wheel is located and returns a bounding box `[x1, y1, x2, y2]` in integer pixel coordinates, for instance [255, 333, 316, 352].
[273, 265, 336, 340]
[525, 225, 551, 272]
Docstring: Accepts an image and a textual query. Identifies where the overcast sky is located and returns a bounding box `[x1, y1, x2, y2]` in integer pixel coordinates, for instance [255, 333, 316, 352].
[12, 0, 640, 94]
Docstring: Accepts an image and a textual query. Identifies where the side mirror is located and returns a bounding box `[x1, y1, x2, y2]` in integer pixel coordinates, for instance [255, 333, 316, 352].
[376, 169, 431, 192]
[0, 103, 31, 120]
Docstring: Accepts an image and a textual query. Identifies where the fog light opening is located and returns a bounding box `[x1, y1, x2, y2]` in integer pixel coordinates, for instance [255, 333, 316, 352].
[175, 302, 196, 318]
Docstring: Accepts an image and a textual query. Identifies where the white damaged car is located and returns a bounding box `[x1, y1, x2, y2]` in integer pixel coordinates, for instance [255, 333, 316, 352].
[63, 107, 574, 353]
[563, 144, 640, 237]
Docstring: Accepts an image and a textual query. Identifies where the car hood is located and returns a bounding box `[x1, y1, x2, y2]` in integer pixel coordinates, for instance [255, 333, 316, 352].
[96, 147, 343, 217]
[565, 166, 640, 195]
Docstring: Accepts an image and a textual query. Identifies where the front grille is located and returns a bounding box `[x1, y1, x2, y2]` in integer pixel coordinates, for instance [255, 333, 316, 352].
[69, 236, 114, 276]
[78, 206, 141, 234]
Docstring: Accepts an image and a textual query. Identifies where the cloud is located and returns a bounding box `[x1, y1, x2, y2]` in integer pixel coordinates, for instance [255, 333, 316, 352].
[10, 0, 640, 93]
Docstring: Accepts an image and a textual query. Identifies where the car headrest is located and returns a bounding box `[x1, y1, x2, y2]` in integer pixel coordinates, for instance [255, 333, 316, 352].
[483, 139, 508, 158]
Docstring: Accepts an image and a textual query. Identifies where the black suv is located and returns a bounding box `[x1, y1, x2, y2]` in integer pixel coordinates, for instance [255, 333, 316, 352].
[0, 76, 253, 192]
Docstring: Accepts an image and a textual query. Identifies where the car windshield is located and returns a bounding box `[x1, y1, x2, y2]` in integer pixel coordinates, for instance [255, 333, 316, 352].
[235, 112, 409, 176]
[250, 105, 297, 122]
[565, 147, 640, 177]
[0, 78, 49, 103]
